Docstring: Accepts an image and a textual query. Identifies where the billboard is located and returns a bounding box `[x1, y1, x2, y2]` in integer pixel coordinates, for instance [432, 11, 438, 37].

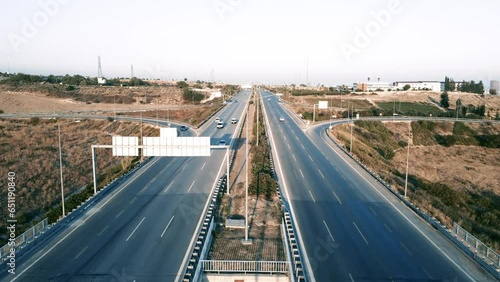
[318, 101, 328, 109]
[112, 136, 139, 156]
[142, 137, 210, 157]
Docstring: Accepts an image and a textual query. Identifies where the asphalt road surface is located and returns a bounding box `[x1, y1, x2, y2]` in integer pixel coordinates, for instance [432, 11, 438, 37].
[260, 90, 495, 282]
[1, 90, 250, 282]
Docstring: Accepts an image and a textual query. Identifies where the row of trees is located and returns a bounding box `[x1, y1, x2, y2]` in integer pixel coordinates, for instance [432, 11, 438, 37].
[441, 92, 487, 117]
[444, 76, 485, 94]
[0, 73, 149, 87]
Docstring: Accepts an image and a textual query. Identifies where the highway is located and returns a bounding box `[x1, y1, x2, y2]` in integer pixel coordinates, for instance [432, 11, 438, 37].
[260, 90, 495, 281]
[1, 90, 251, 282]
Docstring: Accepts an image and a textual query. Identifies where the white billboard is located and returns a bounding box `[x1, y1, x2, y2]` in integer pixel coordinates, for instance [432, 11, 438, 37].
[318, 101, 328, 109]
[112, 136, 139, 156]
[160, 127, 178, 138]
[142, 137, 210, 157]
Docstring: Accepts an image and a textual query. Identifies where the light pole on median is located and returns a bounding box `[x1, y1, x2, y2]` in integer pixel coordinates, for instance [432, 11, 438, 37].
[404, 122, 412, 198]
[58, 120, 81, 218]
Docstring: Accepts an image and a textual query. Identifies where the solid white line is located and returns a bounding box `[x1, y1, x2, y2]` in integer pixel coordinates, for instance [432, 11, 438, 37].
[323, 220, 335, 242]
[401, 242, 413, 256]
[201, 162, 206, 170]
[164, 181, 174, 193]
[115, 210, 124, 218]
[349, 273, 355, 282]
[299, 169, 305, 178]
[161, 216, 175, 238]
[188, 181, 196, 192]
[318, 131, 476, 281]
[332, 190, 342, 205]
[126, 217, 146, 242]
[74, 245, 88, 259]
[129, 197, 137, 204]
[292, 154, 297, 161]
[318, 169, 325, 179]
[353, 221, 369, 245]
[308, 190, 316, 203]
[97, 225, 108, 236]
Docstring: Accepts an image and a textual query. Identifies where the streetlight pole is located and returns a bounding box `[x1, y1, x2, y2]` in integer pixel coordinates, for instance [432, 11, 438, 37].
[350, 121, 354, 154]
[57, 120, 80, 218]
[58, 125, 65, 217]
[404, 122, 412, 198]
[244, 94, 250, 243]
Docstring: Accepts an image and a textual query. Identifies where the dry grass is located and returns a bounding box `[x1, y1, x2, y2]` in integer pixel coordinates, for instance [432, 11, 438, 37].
[0, 118, 158, 243]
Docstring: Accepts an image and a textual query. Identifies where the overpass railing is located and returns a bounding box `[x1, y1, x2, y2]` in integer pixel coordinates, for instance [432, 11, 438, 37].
[0, 218, 49, 263]
[200, 260, 288, 274]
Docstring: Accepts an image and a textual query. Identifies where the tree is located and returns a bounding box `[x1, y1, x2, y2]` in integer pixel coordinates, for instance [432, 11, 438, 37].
[403, 84, 411, 91]
[440, 92, 450, 108]
[176, 81, 188, 88]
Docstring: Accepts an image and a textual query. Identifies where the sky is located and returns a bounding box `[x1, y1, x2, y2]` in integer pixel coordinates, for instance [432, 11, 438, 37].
[1, 0, 499, 86]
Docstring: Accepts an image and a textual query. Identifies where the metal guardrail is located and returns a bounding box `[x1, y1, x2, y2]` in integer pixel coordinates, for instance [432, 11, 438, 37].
[0, 218, 49, 262]
[453, 223, 500, 268]
[200, 260, 289, 274]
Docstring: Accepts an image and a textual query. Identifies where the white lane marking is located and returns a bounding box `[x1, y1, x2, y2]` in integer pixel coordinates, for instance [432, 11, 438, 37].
[308, 155, 314, 162]
[353, 221, 369, 245]
[349, 273, 355, 282]
[188, 181, 196, 192]
[332, 190, 343, 205]
[126, 217, 146, 242]
[296, 136, 299, 141]
[422, 267, 432, 279]
[317, 131, 476, 281]
[323, 220, 335, 242]
[287, 143, 291, 149]
[292, 154, 297, 161]
[115, 210, 124, 218]
[74, 245, 88, 259]
[210, 150, 213, 156]
[161, 216, 175, 238]
[384, 223, 393, 233]
[308, 190, 316, 203]
[201, 162, 206, 170]
[318, 169, 325, 179]
[284, 135, 287, 140]
[164, 181, 174, 193]
[369, 206, 378, 216]
[129, 197, 137, 204]
[301, 144, 305, 149]
[401, 242, 413, 256]
[182, 162, 188, 170]
[299, 169, 305, 178]
[97, 225, 108, 236]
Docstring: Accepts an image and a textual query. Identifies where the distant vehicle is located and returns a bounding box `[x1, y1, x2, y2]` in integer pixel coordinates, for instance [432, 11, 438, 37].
[217, 121, 224, 129]
[218, 139, 226, 146]
[215, 117, 221, 123]
[231, 118, 237, 124]
[268, 98, 270, 101]
[279, 117, 285, 122]
[179, 125, 188, 131]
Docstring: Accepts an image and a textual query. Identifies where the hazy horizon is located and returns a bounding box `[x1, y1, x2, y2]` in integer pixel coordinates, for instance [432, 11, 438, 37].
[1, 0, 499, 86]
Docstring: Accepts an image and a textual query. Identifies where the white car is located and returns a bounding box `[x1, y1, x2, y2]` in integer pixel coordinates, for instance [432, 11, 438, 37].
[279, 117, 285, 122]
[218, 140, 226, 146]
[231, 118, 237, 124]
[217, 121, 224, 129]
[215, 117, 221, 123]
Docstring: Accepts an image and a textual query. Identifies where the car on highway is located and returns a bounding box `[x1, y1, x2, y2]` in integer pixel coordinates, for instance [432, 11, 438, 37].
[279, 117, 285, 122]
[217, 121, 224, 129]
[231, 118, 237, 124]
[215, 117, 221, 123]
[179, 125, 188, 131]
[218, 139, 226, 146]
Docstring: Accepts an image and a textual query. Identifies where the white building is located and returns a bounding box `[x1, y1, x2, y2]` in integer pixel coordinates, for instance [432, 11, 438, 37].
[392, 81, 441, 92]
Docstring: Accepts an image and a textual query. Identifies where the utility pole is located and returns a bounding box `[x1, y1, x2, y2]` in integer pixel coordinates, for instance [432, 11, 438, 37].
[244, 94, 250, 243]
[350, 121, 354, 153]
[404, 122, 412, 198]
[58, 125, 66, 217]
[256, 90, 259, 146]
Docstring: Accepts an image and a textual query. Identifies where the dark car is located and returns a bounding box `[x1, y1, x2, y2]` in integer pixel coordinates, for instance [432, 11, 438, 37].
[179, 125, 188, 131]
